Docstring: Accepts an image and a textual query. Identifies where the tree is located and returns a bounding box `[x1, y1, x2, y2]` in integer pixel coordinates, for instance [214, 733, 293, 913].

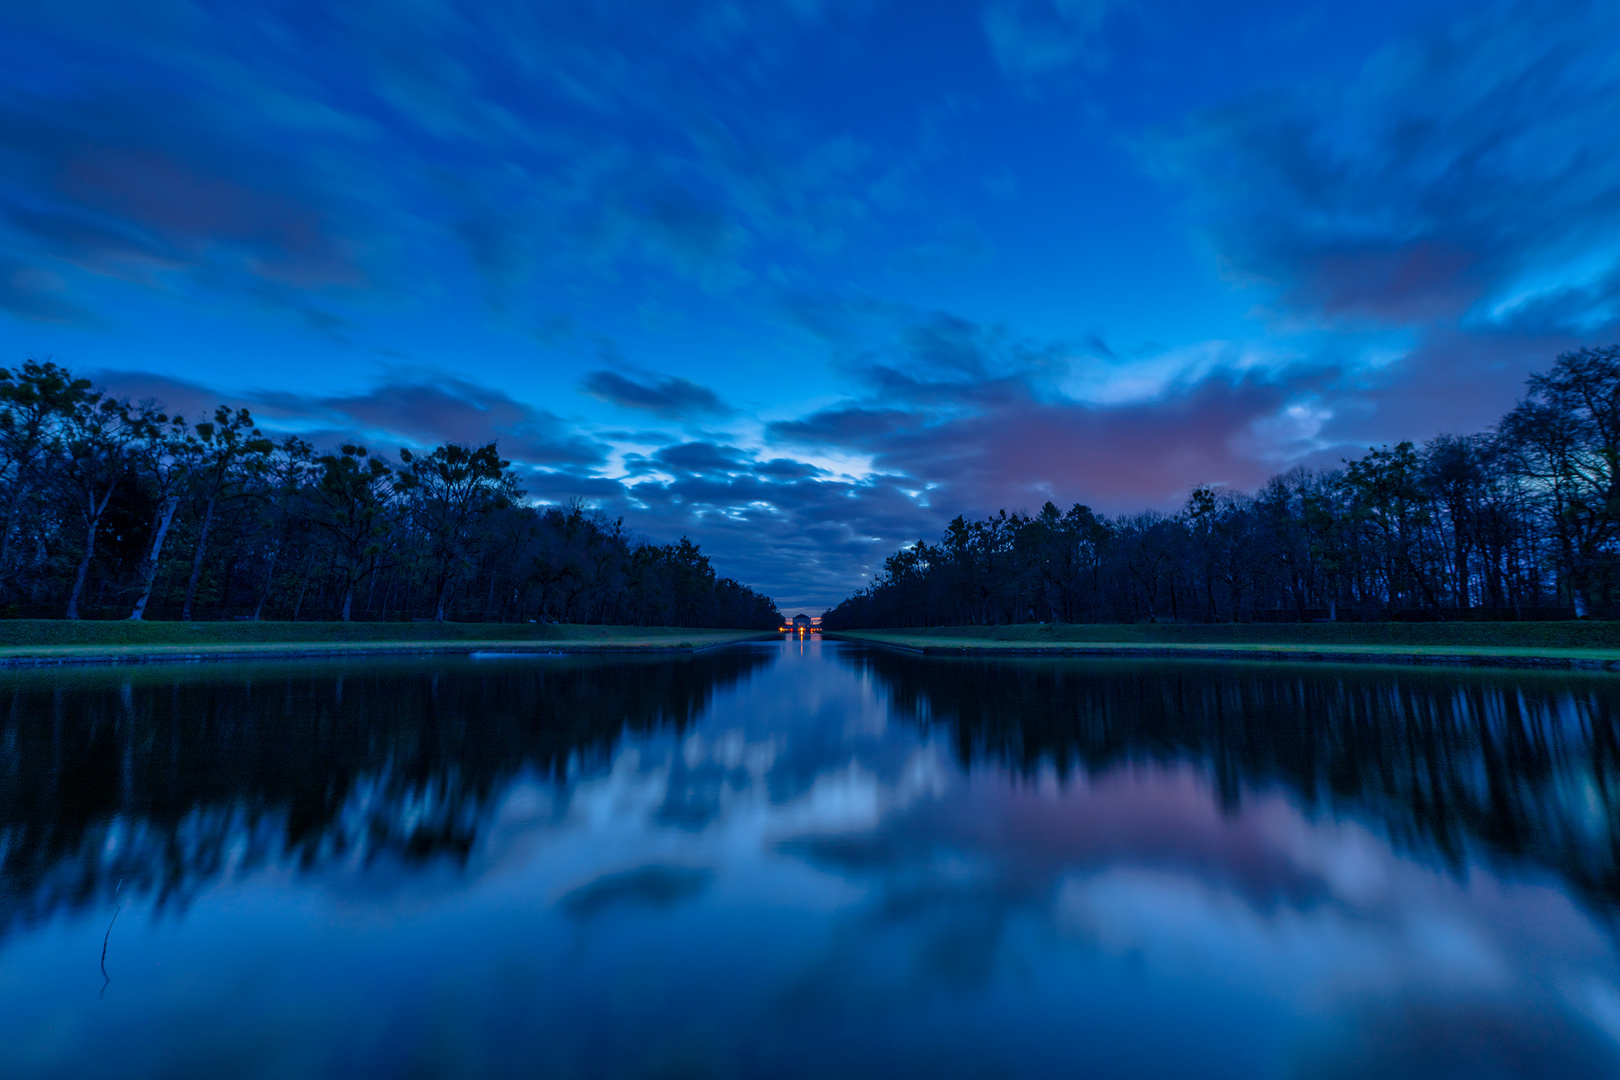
[249, 436, 317, 620]
[1500, 345, 1620, 614]
[1343, 441, 1440, 612]
[1, 359, 781, 625]
[180, 407, 274, 620]
[0, 360, 94, 601]
[60, 394, 141, 619]
[126, 406, 191, 620]
[1421, 434, 1487, 612]
[308, 444, 396, 622]
[398, 442, 519, 621]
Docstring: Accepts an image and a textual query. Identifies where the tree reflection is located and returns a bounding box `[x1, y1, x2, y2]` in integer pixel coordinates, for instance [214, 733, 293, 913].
[844, 650, 1620, 913]
[0, 650, 770, 934]
[8, 645, 1620, 948]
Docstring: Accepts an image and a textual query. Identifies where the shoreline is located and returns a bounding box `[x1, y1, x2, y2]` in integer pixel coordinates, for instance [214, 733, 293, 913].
[0, 631, 776, 668]
[825, 630, 1620, 671]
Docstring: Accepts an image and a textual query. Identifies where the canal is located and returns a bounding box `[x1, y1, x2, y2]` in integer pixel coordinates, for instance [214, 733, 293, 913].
[1, 636, 1618, 1077]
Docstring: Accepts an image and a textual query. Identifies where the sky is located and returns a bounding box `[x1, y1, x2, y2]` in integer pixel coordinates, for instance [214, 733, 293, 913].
[2, 0, 1619, 612]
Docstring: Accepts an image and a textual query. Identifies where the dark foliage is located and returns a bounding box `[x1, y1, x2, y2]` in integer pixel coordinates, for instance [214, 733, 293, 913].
[0, 361, 780, 628]
[826, 346, 1620, 628]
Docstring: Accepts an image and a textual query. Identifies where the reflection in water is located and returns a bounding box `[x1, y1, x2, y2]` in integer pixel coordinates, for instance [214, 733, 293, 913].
[1, 640, 1619, 1078]
[0, 649, 770, 934]
[842, 649, 1620, 912]
[559, 865, 715, 918]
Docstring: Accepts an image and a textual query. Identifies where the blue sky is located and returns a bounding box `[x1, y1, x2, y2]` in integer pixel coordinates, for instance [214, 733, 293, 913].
[3, 0, 1618, 610]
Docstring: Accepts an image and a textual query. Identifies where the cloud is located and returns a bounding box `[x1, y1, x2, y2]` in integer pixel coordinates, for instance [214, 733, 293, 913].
[0, 259, 93, 324]
[0, 0, 894, 323]
[1084, 334, 1117, 360]
[581, 369, 732, 419]
[558, 864, 713, 918]
[889, 218, 990, 277]
[774, 367, 1309, 512]
[769, 296, 1333, 512]
[280, 380, 613, 466]
[1311, 328, 1584, 451]
[781, 291, 1074, 409]
[0, 84, 366, 294]
[86, 370, 230, 419]
[1301, 997, 1620, 1079]
[80, 299, 1540, 614]
[738, 292, 1498, 603]
[80, 363, 869, 607]
[102, 314, 1279, 612]
[650, 441, 750, 475]
[983, 0, 1129, 82]
[34, 1, 1620, 613]
[770, 406, 921, 447]
[91, 369, 610, 467]
[605, 467, 933, 609]
[754, 457, 826, 480]
[628, 184, 743, 274]
[1154, 0, 1620, 337]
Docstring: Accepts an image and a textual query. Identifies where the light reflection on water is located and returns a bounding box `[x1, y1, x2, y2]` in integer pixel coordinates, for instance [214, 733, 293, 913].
[2, 637, 1619, 1077]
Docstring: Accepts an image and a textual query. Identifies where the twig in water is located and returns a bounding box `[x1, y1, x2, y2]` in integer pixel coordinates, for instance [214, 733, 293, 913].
[100, 877, 123, 999]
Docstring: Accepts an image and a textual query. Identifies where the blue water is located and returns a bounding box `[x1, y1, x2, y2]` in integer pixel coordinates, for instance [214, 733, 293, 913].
[2, 637, 1619, 1077]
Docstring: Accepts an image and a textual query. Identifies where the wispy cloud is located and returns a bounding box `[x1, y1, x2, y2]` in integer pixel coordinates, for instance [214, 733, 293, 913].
[93, 370, 611, 467]
[581, 370, 733, 420]
[16, 0, 1620, 611]
[983, 0, 1130, 83]
[0, 258, 94, 324]
[0, 0, 892, 322]
[1153, 0, 1620, 337]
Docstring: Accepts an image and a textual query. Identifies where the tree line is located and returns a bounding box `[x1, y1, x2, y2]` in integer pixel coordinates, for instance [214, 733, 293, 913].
[0, 360, 781, 627]
[825, 345, 1620, 628]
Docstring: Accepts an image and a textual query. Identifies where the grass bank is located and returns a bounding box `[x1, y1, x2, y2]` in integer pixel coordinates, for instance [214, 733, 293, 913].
[826, 622, 1620, 670]
[0, 620, 773, 667]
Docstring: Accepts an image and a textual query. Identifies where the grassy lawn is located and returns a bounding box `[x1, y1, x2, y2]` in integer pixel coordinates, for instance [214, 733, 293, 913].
[826, 623, 1620, 668]
[0, 620, 773, 665]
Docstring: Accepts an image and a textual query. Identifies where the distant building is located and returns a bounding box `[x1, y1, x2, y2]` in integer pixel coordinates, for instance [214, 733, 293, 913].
[792, 614, 812, 630]
[783, 613, 821, 633]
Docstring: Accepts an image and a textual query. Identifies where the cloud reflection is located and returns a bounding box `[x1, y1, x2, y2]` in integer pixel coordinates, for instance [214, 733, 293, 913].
[5, 645, 1620, 1075]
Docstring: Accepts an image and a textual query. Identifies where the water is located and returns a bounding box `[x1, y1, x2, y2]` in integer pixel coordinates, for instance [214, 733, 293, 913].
[2, 637, 1619, 1078]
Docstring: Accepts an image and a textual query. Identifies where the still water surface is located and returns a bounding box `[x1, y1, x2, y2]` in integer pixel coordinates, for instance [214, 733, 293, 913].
[3, 638, 1620, 1077]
